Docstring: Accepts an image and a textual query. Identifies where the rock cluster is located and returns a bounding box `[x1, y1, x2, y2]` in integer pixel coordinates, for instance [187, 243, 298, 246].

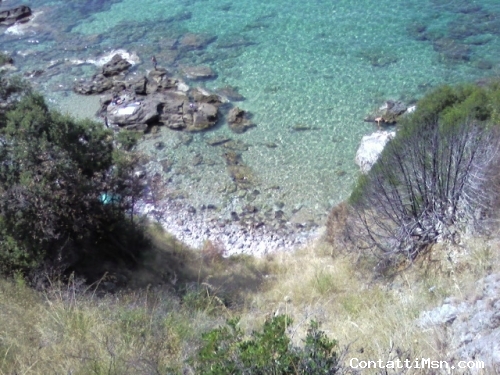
[73, 52, 257, 134]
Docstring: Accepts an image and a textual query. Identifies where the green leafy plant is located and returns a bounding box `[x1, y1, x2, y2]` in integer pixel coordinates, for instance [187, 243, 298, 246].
[193, 315, 342, 374]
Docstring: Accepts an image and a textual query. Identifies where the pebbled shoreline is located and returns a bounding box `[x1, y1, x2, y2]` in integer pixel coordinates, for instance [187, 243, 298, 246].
[135, 198, 319, 256]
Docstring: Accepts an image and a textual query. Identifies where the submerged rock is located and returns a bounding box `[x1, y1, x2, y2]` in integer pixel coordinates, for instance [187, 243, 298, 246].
[215, 85, 245, 101]
[227, 107, 255, 134]
[180, 65, 217, 80]
[178, 33, 217, 50]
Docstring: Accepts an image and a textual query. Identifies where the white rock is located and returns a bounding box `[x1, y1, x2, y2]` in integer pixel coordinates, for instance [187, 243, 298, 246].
[355, 130, 395, 174]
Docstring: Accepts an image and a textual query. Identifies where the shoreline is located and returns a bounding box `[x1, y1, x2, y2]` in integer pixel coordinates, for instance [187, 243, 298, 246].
[135, 197, 320, 256]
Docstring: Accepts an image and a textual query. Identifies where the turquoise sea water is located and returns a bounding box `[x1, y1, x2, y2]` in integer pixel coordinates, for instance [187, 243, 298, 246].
[2, 0, 500, 226]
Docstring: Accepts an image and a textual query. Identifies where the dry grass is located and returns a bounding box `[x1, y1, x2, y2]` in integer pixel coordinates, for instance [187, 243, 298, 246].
[1, 221, 499, 374]
[238, 235, 500, 374]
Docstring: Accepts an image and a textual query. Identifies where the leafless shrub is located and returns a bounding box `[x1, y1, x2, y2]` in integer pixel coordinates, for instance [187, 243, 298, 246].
[347, 118, 500, 266]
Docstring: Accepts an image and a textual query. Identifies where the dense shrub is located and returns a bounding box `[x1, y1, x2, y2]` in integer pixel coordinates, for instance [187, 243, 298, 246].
[193, 315, 344, 374]
[347, 83, 500, 265]
[0, 92, 144, 277]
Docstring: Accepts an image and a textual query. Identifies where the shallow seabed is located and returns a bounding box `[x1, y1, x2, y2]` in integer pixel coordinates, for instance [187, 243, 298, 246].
[2, 0, 500, 231]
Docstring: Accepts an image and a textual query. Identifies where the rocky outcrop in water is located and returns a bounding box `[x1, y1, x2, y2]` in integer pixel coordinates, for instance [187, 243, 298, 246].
[74, 51, 226, 132]
[0, 5, 32, 27]
[364, 100, 414, 126]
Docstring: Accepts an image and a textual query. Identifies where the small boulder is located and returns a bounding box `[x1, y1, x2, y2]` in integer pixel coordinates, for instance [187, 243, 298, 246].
[227, 107, 255, 134]
[185, 102, 218, 132]
[102, 54, 132, 77]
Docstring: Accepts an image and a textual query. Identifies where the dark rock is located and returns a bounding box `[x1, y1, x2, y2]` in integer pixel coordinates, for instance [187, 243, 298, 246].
[223, 140, 249, 151]
[216, 36, 256, 49]
[223, 151, 242, 166]
[191, 153, 203, 166]
[101, 54, 132, 77]
[433, 38, 471, 62]
[407, 22, 428, 41]
[227, 107, 255, 134]
[129, 76, 148, 95]
[206, 135, 231, 146]
[0, 5, 31, 26]
[382, 100, 407, 123]
[274, 210, 285, 220]
[73, 74, 113, 95]
[291, 124, 319, 131]
[475, 60, 493, 70]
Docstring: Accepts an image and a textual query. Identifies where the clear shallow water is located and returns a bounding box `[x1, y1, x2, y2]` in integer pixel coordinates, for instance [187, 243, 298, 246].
[2, 0, 500, 226]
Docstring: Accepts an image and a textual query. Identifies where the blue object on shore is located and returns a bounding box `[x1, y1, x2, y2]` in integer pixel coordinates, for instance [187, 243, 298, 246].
[100, 193, 121, 205]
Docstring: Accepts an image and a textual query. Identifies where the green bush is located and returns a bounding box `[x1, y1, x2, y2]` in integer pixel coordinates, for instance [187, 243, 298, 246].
[192, 315, 342, 374]
[0, 92, 144, 278]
